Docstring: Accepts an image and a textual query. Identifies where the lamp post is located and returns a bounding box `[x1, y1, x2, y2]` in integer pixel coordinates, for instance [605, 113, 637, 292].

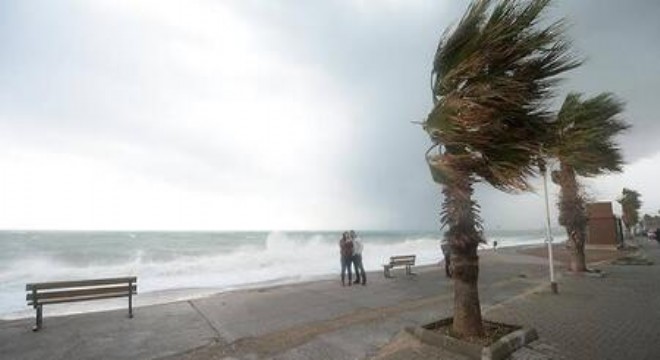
[542, 162, 558, 294]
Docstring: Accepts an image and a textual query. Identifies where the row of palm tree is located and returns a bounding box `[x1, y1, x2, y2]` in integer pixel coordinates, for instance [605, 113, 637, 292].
[423, 0, 631, 337]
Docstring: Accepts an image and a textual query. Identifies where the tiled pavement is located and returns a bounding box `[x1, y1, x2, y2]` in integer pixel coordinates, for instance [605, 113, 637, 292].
[372, 241, 660, 360]
[488, 240, 660, 360]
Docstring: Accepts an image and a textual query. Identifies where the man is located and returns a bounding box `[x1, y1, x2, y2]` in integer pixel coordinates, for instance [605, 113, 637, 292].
[440, 239, 452, 278]
[339, 232, 354, 286]
[350, 230, 366, 285]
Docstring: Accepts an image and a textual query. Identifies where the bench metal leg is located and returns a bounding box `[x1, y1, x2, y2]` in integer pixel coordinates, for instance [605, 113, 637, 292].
[33, 305, 42, 331]
[128, 282, 134, 318]
[405, 265, 416, 276]
[383, 265, 391, 278]
[406, 265, 410, 275]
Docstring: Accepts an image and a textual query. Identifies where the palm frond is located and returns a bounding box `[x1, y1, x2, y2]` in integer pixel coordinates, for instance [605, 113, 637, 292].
[618, 188, 642, 226]
[425, 0, 580, 192]
[551, 92, 630, 177]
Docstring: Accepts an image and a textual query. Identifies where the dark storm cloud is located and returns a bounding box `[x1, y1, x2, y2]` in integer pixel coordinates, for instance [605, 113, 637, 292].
[2, 0, 658, 230]
[233, 0, 660, 230]
[230, 1, 471, 229]
[552, 0, 660, 160]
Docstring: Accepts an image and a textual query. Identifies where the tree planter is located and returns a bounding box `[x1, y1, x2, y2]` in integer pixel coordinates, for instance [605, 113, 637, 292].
[612, 254, 654, 266]
[565, 268, 607, 278]
[406, 318, 538, 360]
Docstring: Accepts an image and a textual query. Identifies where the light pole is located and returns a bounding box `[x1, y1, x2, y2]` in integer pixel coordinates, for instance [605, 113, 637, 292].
[542, 162, 558, 294]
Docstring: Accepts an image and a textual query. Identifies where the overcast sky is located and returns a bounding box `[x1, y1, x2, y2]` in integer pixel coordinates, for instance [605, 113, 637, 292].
[1, 0, 659, 231]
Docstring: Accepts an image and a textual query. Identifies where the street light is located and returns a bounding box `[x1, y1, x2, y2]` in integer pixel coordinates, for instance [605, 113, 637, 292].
[541, 161, 558, 294]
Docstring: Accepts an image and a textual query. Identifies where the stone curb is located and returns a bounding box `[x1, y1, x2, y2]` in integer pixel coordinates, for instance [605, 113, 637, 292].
[487, 326, 538, 360]
[405, 320, 538, 360]
[611, 253, 654, 266]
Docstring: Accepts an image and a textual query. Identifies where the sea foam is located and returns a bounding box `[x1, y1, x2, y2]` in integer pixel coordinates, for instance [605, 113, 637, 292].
[0, 230, 545, 319]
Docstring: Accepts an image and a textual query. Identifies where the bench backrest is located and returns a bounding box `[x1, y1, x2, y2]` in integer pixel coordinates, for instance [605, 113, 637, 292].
[26, 277, 137, 307]
[389, 255, 416, 266]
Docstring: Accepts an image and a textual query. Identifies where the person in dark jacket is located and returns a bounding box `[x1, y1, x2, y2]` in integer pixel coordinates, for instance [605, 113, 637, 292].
[440, 240, 452, 278]
[339, 232, 354, 286]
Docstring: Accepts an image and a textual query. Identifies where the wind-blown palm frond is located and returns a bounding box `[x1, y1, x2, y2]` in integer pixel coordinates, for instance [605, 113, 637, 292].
[425, 0, 580, 192]
[618, 188, 642, 229]
[550, 92, 629, 176]
[422, 0, 580, 337]
[548, 92, 629, 271]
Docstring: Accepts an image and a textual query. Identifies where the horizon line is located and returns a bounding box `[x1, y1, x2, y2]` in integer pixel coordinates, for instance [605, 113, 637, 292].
[0, 227, 556, 233]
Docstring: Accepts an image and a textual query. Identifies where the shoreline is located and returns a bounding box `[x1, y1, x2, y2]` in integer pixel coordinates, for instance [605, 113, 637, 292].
[1, 241, 619, 323]
[0, 231, 551, 320]
[0, 240, 641, 360]
[0, 274, 338, 322]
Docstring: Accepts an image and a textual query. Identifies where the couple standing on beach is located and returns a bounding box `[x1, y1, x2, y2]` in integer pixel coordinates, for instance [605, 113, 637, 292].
[339, 230, 367, 286]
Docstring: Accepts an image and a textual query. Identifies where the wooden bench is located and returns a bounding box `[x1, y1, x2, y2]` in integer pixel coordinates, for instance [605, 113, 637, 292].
[383, 255, 416, 278]
[26, 276, 137, 331]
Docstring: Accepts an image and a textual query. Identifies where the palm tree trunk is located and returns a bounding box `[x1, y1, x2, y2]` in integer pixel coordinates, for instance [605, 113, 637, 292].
[626, 225, 633, 240]
[557, 162, 588, 272]
[567, 229, 587, 272]
[442, 175, 483, 338]
[452, 253, 482, 337]
[621, 214, 632, 240]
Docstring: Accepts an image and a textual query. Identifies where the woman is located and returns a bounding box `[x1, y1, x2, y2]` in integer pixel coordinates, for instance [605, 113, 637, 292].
[339, 232, 354, 286]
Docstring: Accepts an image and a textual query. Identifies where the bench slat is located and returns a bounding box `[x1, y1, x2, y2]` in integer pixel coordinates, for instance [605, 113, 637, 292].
[390, 255, 415, 260]
[389, 254, 415, 267]
[26, 277, 137, 291]
[28, 292, 134, 306]
[27, 285, 137, 301]
[383, 254, 416, 278]
[390, 261, 414, 266]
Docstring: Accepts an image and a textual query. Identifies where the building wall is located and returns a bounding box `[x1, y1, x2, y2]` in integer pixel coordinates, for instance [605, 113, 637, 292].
[587, 202, 619, 246]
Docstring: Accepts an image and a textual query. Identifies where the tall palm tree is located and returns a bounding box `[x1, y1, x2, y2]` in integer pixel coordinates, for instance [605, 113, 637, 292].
[618, 188, 642, 240]
[424, 0, 578, 337]
[547, 93, 629, 272]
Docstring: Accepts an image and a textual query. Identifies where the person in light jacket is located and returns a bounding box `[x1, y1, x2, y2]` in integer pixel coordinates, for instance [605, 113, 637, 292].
[350, 230, 366, 285]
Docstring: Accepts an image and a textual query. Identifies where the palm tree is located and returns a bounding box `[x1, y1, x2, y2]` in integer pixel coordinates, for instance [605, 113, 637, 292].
[618, 188, 642, 240]
[424, 0, 579, 337]
[547, 93, 629, 272]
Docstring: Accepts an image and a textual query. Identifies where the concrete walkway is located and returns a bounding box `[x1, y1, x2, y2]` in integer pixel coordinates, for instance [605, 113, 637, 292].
[4, 242, 656, 360]
[0, 249, 552, 360]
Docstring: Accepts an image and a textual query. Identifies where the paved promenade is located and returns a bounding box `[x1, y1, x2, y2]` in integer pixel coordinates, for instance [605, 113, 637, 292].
[490, 240, 660, 360]
[1, 242, 657, 360]
[374, 240, 660, 360]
